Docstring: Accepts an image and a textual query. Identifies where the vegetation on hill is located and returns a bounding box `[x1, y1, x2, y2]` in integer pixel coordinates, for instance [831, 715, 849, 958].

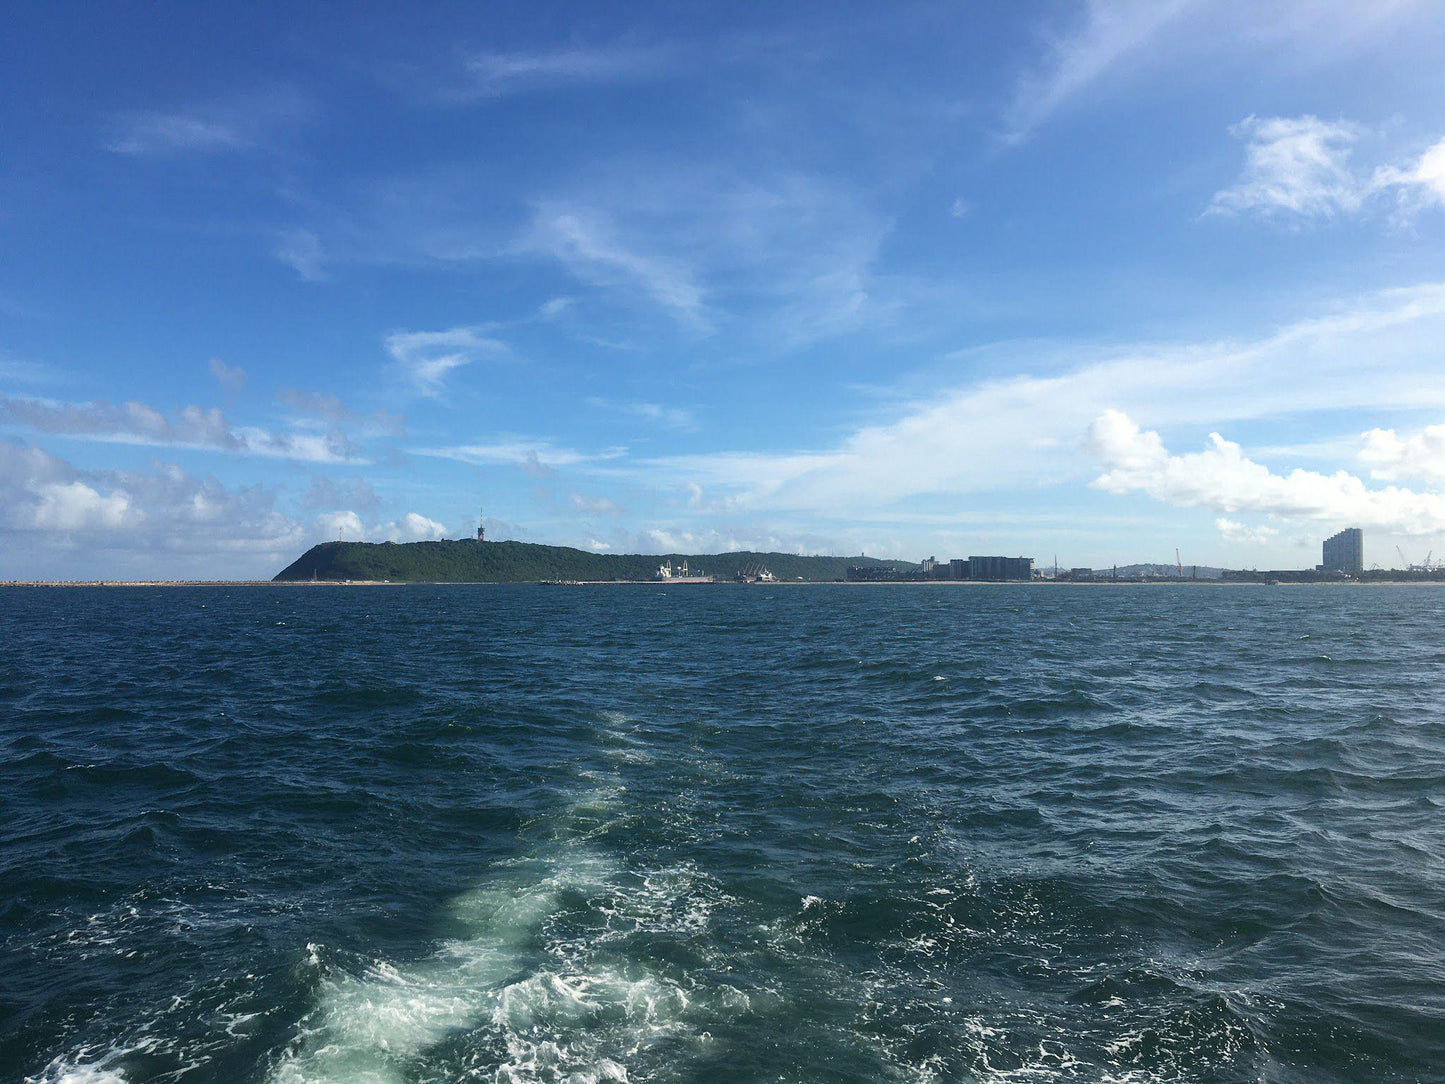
[273, 540, 917, 583]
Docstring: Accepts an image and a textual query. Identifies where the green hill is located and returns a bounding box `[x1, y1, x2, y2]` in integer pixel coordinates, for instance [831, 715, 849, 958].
[273, 539, 916, 583]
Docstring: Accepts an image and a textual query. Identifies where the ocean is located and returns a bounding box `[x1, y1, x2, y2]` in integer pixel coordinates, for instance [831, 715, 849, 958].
[1, 584, 1442, 1083]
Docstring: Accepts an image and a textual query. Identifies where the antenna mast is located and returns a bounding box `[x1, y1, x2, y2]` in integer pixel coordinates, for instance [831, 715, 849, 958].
[476, 506, 486, 542]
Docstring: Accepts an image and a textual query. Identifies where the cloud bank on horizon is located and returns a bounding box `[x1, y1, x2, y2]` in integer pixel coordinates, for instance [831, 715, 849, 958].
[3, 1, 1445, 578]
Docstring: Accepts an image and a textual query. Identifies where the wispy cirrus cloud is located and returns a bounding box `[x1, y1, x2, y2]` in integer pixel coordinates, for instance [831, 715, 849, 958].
[1207, 115, 1365, 219]
[620, 283, 1445, 517]
[384, 326, 512, 397]
[276, 388, 404, 435]
[1003, 1, 1427, 144]
[1004, 0, 1196, 144]
[276, 228, 327, 281]
[0, 392, 362, 463]
[521, 170, 890, 342]
[524, 206, 710, 332]
[442, 43, 672, 101]
[105, 87, 312, 156]
[410, 440, 624, 474]
[587, 397, 696, 430]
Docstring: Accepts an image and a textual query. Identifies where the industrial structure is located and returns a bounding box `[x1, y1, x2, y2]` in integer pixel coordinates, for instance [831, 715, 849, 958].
[1320, 527, 1363, 575]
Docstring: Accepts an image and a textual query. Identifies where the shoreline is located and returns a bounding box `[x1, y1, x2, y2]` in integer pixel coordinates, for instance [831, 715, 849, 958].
[4, 579, 1442, 588]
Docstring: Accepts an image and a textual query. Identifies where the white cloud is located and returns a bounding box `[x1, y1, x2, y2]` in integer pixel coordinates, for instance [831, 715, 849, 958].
[588, 397, 695, 429]
[521, 172, 890, 345]
[30, 480, 134, 531]
[448, 44, 670, 101]
[385, 326, 511, 396]
[0, 443, 315, 579]
[107, 114, 251, 155]
[314, 509, 448, 543]
[1359, 423, 1445, 485]
[617, 283, 1445, 519]
[571, 491, 622, 515]
[208, 358, 248, 395]
[1004, 1, 1428, 145]
[1004, 0, 1197, 143]
[538, 296, 576, 319]
[1089, 409, 1445, 535]
[525, 207, 709, 332]
[276, 228, 327, 282]
[0, 393, 362, 463]
[316, 510, 365, 540]
[1215, 517, 1281, 544]
[412, 440, 614, 473]
[1208, 115, 1365, 219]
[1372, 137, 1445, 212]
[105, 88, 312, 156]
[1210, 118, 1445, 223]
[385, 512, 448, 541]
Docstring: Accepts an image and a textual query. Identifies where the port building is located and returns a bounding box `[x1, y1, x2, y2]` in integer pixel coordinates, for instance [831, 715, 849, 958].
[968, 556, 1034, 581]
[1321, 528, 1363, 575]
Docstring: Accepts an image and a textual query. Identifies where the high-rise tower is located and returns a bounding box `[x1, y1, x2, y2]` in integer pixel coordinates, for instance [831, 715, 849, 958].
[1321, 527, 1363, 574]
[476, 507, 486, 542]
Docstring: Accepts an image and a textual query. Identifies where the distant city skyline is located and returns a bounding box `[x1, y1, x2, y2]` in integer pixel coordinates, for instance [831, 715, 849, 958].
[5, 3, 1445, 579]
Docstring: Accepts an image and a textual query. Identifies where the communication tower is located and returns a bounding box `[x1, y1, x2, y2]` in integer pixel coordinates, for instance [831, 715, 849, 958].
[476, 507, 486, 542]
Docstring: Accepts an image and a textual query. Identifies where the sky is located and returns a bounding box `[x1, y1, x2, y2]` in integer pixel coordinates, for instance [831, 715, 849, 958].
[5, 0, 1445, 579]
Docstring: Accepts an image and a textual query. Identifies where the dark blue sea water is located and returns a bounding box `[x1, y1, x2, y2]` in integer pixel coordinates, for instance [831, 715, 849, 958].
[2, 584, 1443, 1084]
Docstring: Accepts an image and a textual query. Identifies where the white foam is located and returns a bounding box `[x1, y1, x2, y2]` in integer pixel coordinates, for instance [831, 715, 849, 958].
[27, 1055, 131, 1084]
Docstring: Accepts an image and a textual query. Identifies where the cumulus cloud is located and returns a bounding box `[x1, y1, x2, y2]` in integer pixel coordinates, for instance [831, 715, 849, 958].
[385, 326, 511, 396]
[314, 509, 447, 542]
[30, 480, 133, 531]
[386, 512, 448, 541]
[1359, 423, 1445, 485]
[0, 392, 362, 463]
[315, 509, 365, 540]
[1088, 409, 1445, 535]
[0, 443, 315, 579]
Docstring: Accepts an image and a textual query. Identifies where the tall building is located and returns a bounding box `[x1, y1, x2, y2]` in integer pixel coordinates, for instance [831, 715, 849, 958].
[1321, 528, 1363, 574]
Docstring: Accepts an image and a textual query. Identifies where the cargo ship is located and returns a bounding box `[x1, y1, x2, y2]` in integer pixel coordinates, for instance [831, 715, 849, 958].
[654, 559, 715, 584]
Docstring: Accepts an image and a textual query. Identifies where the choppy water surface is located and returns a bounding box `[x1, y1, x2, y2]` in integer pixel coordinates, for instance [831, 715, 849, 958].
[2, 584, 1443, 1083]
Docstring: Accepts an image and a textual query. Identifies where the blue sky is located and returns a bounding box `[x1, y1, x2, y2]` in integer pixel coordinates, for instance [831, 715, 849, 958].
[5, 0, 1445, 578]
